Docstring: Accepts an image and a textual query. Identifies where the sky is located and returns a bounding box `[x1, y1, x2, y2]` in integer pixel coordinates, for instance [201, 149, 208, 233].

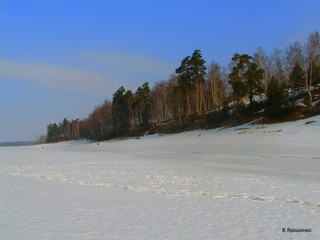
[1, 0, 320, 142]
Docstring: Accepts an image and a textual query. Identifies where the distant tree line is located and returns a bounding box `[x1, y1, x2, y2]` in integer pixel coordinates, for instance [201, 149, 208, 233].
[46, 32, 320, 143]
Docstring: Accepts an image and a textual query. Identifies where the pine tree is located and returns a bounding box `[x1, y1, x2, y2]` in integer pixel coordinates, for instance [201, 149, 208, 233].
[290, 62, 305, 91]
[190, 49, 207, 114]
[265, 76, 292, 118]
[176, 49, 206, 117]
[140, 82, 152, 129]
[176, 55, 193, 117]
[112, 86, 133, 135]
[229, 53, 264, 105]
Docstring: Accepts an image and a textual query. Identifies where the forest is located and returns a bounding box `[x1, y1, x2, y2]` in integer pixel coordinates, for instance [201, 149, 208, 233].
[45, 32, 320, 143]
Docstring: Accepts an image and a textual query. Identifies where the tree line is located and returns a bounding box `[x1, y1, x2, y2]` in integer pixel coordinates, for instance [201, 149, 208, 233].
[46, 32, 320, 143]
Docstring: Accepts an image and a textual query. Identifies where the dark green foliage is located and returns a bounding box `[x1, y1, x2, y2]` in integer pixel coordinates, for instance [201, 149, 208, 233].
[290, 62, 305, 90]
[112, 86, 133, 135]
[175, 56, 192, 118]
[176, 56, 193, 89]
[189, 49, 207, 84]
[237, 101, 266, 118]
[139, 82, 152, 129]
[46, 119, 82, 143]
[47, 123, 58, 142]
[141, 102, 152, 130]
[176, 49, 206, 117]
[228, 53, 264, 105]
[265, 77, 294, 118]
[132, 82, 152, 129]
[207, 104, 230, 127]
[62, 118, 70, 141]
[176, 50, 206, 90]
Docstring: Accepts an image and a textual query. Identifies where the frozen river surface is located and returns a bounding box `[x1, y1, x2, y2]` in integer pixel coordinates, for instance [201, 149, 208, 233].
[1, 117, 320, 239]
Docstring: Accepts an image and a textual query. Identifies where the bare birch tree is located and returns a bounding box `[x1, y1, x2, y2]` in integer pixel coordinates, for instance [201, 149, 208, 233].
[304, 32, 320, 106]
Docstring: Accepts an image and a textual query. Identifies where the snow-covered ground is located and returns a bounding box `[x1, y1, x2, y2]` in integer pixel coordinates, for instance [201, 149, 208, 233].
[1, 116, 319, 239]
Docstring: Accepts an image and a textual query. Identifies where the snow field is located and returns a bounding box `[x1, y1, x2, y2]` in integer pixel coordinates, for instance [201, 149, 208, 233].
[1, 116, 320, 239]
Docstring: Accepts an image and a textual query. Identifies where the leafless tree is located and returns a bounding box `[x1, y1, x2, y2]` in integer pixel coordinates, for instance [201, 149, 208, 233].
[304, 32, 320, 106]
[270, 48, 286, 83]
[285, 42, 305, 89]
[254, 47, 272, 92]
[206, 62, 226, 110]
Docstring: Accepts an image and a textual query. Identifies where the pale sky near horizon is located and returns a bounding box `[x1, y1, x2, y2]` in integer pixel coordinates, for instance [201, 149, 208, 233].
[1, 0, 320, 142]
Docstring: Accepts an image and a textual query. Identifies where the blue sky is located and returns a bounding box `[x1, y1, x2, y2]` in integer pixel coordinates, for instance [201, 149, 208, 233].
[1, 0, 320, 142]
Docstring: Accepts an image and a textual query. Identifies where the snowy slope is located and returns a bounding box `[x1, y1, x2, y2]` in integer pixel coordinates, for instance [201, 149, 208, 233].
[1, 116, 319, 239]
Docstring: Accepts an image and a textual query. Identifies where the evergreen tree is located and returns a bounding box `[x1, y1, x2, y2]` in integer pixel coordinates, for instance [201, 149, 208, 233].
[190, 49, 206, 114]
[46, 124, 54, 143]
[133, 82, 152, 129]
[176, 49, 206, 117]
[265, 76, 292, 118]
[112, 86, 133, 135]
[176, 55, 193, 117]
[62, 118, 70, 140]
[141, 101, 152, 129]
[290, 62, 305, 91]
[229, 53, 264, 105]
[46, 123, 58, 143]
[140, 82, 152, 129]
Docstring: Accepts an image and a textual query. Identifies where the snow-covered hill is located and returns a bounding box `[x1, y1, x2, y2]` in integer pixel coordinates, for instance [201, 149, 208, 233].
[1, 116, 319, 239]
